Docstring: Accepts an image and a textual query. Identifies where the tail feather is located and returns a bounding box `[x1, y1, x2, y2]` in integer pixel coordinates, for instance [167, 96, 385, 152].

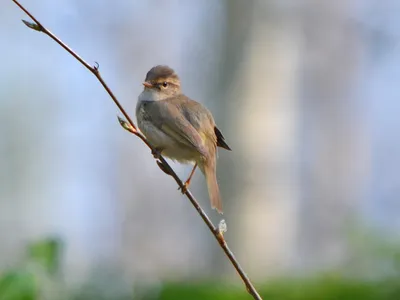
[203, 161, 223, 214]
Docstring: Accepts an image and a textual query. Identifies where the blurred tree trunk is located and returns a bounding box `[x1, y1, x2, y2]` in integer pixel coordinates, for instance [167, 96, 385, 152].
[217, 0, 368, 278]
[297, 0, 368, 271]
[217, 0, 301, 277]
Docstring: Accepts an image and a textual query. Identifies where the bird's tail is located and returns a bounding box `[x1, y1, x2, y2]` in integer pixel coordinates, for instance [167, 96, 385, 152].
[201, 158, 223, 214]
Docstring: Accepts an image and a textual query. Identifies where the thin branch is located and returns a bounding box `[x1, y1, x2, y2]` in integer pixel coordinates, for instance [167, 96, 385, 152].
[11, 1, 263, 299]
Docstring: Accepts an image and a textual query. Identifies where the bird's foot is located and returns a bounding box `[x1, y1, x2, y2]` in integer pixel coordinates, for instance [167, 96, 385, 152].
[151, 147, 163, 159]
[178, 164, 197, 194]
[178, 181, 190, 194]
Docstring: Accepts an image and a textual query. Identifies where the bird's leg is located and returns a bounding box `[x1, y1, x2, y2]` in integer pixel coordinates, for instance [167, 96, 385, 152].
[179, 163, 197, 194]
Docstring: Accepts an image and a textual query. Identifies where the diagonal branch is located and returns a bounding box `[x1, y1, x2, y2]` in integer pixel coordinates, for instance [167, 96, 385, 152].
[11, 1, 262, 299]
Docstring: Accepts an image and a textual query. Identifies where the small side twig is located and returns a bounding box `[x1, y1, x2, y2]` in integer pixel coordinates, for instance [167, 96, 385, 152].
[11, 1, 262, 299]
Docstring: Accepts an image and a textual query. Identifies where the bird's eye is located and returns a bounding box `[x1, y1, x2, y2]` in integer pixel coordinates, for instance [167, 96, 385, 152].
[162, 82, 168, 88]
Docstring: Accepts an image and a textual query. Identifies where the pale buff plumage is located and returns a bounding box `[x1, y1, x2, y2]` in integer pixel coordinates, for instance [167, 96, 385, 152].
[136, 65, 231, 213]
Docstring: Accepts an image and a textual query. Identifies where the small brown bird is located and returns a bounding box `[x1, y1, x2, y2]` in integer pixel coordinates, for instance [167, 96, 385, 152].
[136, 65, 231, 213]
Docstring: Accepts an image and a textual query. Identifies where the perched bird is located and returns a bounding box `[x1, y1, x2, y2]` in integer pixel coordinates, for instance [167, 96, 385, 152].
[136, 65, 231, 213]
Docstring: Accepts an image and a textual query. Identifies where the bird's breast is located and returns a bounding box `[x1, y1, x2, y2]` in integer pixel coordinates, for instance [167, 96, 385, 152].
[136, 100, 199, 163]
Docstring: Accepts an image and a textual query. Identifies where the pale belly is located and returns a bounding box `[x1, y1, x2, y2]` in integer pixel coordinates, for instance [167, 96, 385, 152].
[138, 120, 200, 164]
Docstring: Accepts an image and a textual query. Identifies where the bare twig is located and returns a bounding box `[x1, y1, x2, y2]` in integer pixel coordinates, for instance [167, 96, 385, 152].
[11, 1, 263, 299]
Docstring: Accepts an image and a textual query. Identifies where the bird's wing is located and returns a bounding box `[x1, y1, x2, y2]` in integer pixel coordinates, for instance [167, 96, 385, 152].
[215, 126, 231, 150]
[175, 96, 215, 131]
[145, 100, 207, 156]
[174, 95, 232, 151]
[170, 95, 218, 145]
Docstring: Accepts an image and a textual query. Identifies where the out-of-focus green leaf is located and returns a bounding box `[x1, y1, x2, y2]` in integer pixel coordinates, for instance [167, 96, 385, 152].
[0, 270, 37, 300]
[150, 276, 400, 300]
[27, 237, 63, 275]
[151, 282, 249, 300]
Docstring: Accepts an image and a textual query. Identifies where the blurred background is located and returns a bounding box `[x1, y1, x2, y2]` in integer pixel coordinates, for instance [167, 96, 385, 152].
[1, 0, 400, 299]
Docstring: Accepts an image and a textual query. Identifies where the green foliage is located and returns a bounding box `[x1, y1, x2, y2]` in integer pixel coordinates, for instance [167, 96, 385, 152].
[0, 270, 37, 300]
[0, 237, 62, 300]
[148, 282, 248, 300]
[1, 237, 400, 300]
[259, 277, 382, 300]
[27, 237, 62, 275]
[154, 277, 400, 300]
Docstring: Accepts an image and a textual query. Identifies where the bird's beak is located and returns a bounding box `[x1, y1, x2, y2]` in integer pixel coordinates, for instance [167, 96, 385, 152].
[142, 82, 153, 88]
